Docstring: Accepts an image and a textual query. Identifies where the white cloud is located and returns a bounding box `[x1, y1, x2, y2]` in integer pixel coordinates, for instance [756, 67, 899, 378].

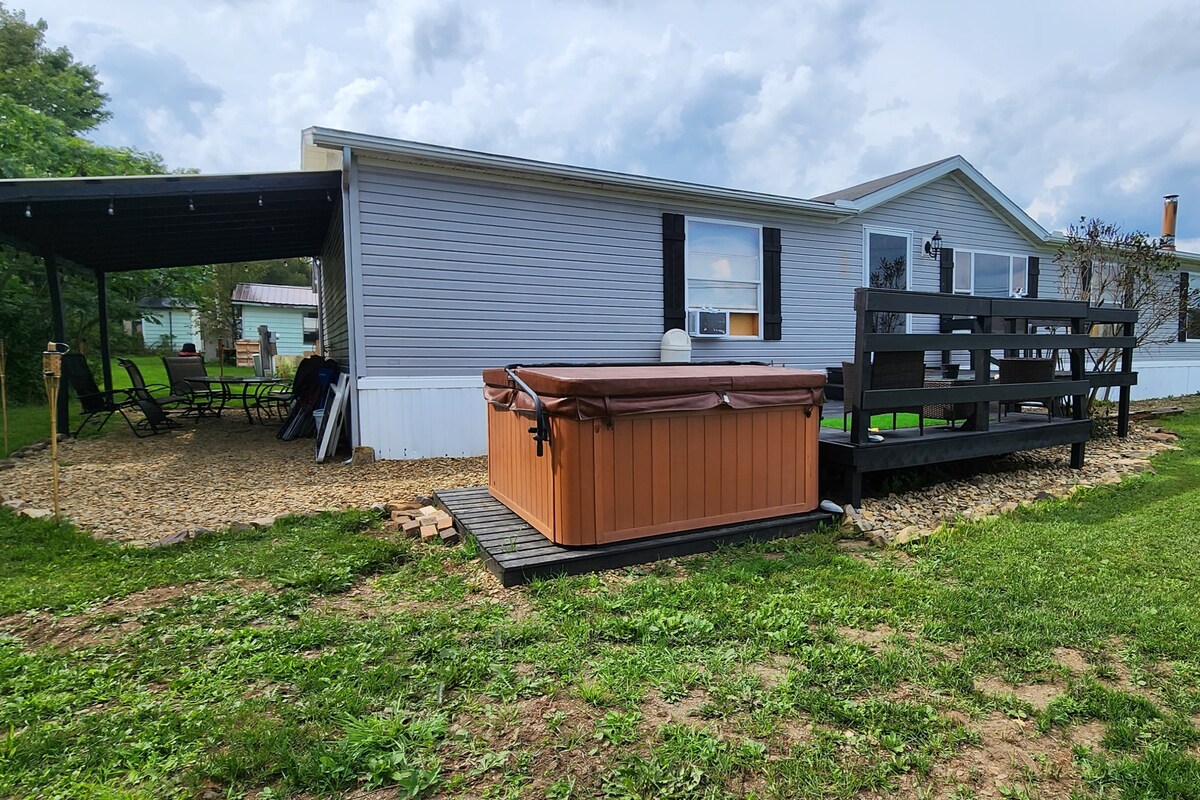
[16, 0, 1200, 240]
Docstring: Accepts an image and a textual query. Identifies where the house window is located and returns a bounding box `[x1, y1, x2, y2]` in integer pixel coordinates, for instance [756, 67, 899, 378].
[863, 227, 912, 334]
[1187, 272, 1200, 340]
[303, 311, 319, 345]
[685, 217, 762, 337]
[953, 251, 1028, 298]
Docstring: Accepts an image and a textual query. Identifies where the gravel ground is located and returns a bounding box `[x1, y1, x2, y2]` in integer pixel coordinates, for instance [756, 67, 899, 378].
[1, 416, 486, 544]
[0, 408, 1184, 548]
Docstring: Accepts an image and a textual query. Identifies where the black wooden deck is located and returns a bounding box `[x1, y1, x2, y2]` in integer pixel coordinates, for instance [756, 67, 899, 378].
[818, 411, 1091, 504]
[434, 487, 834, 587]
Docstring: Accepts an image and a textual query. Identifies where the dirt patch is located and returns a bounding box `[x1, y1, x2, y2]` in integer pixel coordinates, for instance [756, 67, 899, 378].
[975, 675, 1064, 710]
[446, 694, 614, 797]
[1053, 646, 1089, 673]
[641, 689, 710, 725]
[0, 579, 272, 650]
[3, 416, 487, 544]
[1072, 720, 1106, 749]
[838, 624, 896, 651]
[744, 655, 791, 688]
[883, 713, 1087, 798]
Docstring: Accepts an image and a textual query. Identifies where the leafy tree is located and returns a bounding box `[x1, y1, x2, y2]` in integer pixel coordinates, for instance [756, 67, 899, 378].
[1054, 217, 1194, 404]
[0, 3, 108, 134]
[0, 4, 194, 403]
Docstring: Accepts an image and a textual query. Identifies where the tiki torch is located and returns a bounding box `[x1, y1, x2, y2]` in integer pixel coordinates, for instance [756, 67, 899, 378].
[0, 338, 8, 457]
[42, 343, 62, 521]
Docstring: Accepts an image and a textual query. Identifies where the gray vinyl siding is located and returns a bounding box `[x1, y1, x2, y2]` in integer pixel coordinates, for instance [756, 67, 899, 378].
[319, 212, 350, 366]
[354, 164, 1063, 376]
[1133, 269, 1200, 363]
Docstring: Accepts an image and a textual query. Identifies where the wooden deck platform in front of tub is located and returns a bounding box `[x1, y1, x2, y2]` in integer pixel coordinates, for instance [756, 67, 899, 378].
[434, 487, 835, 587]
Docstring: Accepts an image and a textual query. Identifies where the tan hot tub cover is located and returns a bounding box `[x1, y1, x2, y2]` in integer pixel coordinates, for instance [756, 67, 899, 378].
[483, 364, 826, 419]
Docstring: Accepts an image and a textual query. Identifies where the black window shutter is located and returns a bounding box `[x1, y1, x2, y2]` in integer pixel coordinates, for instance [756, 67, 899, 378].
[763, 227, 782, 340]
[1180, 271, 1190, 343]
[938, 247, 954, 293]
[1027, 256, 1040, 299]
[662, 213, 686, 333]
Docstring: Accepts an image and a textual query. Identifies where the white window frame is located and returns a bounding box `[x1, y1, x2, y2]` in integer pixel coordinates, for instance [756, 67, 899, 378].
[862, 226, 913, 333]
[684, 216, 764, 339]
[953, 249, 1029, 298]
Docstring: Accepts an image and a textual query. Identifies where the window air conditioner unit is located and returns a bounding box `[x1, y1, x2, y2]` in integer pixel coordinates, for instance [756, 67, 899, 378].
[689, 309, 729, 338]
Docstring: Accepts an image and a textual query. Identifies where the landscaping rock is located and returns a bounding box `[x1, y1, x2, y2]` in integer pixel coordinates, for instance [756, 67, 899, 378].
[18, 508, 53, 520]
[3, 499, 27, 511]
[349, 446, 376, 466]
[9, 450, 23, 459]
[250, 516, 278, 528]
[0, 459, 15, 471]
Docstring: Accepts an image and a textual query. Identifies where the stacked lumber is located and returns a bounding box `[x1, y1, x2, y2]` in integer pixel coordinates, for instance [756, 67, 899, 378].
[382, 500, 461, 545]
[234, 339, 259, 367]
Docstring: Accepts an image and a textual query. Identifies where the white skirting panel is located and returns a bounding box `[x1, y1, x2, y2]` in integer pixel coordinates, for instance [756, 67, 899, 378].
[1129, 362, 1200, 401]
[356, 376, 487, 459]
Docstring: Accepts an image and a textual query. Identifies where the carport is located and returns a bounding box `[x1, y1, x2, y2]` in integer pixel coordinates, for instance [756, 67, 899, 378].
[0, 169, 343, 426]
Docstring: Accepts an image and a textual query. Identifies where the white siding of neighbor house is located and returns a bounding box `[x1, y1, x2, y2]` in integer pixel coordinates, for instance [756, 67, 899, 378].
[237, 304, 312, 356]
[141, 308, 202, 351]
[349, 158, 1078, 457]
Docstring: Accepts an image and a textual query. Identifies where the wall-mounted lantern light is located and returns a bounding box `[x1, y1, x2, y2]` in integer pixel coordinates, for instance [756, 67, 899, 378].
[924, 230, 942, 261]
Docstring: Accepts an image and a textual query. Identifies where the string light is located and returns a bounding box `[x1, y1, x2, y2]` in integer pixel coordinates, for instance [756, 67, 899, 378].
[188, 196, 195, 212]
[108, 198, 114, 216]
[257, 193, 263, 207]
[24, 203, 31, 218]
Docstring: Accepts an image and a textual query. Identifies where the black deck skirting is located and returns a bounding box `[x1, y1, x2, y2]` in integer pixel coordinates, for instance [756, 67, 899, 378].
[434, 487, 834, 587]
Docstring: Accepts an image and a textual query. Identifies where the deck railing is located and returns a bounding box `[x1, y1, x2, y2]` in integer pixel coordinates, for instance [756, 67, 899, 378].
[846, 289, 1138, 466]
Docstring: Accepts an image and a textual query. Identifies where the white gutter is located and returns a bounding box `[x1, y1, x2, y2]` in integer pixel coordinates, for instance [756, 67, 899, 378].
[303, 127, 855, 220]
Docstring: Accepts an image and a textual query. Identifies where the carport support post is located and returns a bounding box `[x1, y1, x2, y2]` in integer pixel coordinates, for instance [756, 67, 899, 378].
[43, 249, 68, 433]
[96, 270, 113, 394]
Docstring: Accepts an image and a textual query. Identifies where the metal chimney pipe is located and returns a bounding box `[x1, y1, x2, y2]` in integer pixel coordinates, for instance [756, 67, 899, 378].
[1162, 194, 1179, 250]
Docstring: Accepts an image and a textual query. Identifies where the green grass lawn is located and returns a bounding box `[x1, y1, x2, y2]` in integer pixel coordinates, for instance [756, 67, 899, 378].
[2, 355, 254, 453]
[820, 412, 959, 430]
[2, 410, 1200, 797]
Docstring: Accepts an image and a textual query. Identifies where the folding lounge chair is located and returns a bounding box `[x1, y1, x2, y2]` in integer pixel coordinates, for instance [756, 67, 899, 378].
[62, 353, 176, 438]
[117, 358, 186, 432]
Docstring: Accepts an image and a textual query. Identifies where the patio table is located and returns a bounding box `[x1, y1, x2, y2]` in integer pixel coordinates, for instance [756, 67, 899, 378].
[185, 376, 285, 423]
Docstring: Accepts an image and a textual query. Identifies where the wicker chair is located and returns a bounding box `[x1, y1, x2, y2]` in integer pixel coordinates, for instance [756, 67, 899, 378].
[997, 357, 1056, 422]
[842, 350, 926, 435]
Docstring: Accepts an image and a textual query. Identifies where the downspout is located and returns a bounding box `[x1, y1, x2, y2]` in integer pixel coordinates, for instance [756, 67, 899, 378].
[340, 145, 362, 448]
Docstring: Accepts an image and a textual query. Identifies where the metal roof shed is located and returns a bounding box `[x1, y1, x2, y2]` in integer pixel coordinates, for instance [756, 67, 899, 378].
[0, 169, 342, 425]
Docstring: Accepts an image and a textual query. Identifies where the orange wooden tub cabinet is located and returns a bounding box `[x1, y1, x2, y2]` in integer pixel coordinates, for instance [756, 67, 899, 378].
[483, 364, 825, 547]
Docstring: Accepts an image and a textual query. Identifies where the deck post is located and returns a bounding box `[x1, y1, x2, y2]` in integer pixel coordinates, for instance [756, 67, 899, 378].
[964, 308, 991, 432]
[1069, 315, 1087, 468]
[1116, 316, 1134, 439]
[849, 288, 872, 445]
[96, 270, 113, 395]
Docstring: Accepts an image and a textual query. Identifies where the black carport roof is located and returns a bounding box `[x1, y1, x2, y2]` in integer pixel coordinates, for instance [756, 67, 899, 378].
[0, 170, 342, 272]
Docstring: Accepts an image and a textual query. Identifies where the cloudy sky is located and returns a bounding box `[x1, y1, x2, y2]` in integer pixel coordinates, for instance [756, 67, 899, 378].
[22, 0, 1200, 248]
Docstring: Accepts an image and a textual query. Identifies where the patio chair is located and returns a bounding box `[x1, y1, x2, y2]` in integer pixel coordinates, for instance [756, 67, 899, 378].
[162, 355, 219, 416]
[117, 358, 186, 431]
[997, 357, 1056, 422]
[842, 351, 926, 435]
[62, 353, 176, 438]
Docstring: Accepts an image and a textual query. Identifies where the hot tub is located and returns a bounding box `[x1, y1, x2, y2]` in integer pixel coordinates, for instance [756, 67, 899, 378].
[483, 364, 825, 547]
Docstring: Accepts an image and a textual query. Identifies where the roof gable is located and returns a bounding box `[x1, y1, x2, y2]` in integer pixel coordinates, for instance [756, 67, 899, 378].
[815, 155, 1051, 246]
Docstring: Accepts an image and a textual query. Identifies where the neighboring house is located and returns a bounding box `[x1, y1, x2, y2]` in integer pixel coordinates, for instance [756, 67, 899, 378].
[232, 282, 319, 356]
[299, 128, 1200, 460]
[139, 297, 203, 352]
